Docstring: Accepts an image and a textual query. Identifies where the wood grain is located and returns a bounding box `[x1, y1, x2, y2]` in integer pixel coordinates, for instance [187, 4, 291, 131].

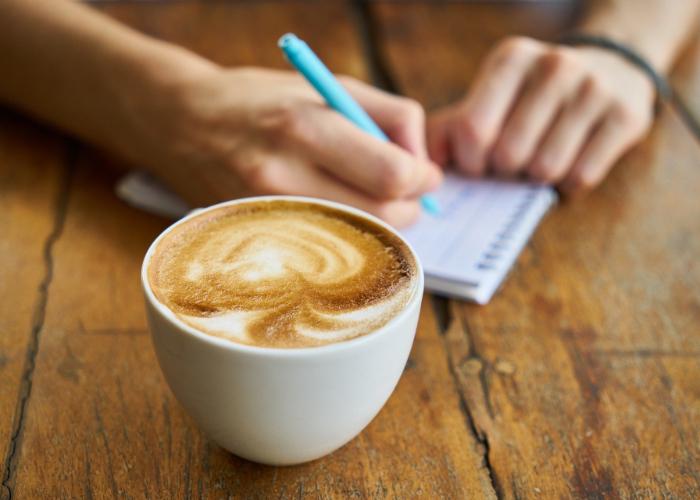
[368, 1, 579, 110]
[6, 158, 491, 497]
[4, 1, 699, 497]
[0, 112, 73, 497]
[95, 0, 368, 76]
[372, 1, 700, 498]
[2, 2, 490, 498]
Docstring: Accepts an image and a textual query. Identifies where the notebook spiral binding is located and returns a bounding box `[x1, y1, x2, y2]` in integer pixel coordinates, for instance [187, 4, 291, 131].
[476, 186, 539, 271]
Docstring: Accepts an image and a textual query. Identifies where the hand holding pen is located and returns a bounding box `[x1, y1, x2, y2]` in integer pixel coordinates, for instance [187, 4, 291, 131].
[145, 64, 442, 227]
[280, 34, 441, 215]
[0, 0, 442, 227]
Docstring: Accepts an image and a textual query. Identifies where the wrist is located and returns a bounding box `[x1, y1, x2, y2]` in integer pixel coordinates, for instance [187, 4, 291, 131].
[576, 10, 674, 73]
[127, 40, 219, 98]
[576, 46, 656, 99]
[107, 40, 220, 168]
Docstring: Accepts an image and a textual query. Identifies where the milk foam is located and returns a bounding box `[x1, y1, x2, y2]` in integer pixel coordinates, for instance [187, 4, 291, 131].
[148, 201, 417, 348]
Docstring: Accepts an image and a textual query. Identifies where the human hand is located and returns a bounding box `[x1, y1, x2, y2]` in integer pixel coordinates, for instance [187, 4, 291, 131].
[133, 66, 441, 227]
[427, 36, 655, 194]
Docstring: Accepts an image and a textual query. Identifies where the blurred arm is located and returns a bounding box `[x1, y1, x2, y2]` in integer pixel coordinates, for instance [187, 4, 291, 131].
[578, 0, 700, 73]
[0, 0, 215, 157]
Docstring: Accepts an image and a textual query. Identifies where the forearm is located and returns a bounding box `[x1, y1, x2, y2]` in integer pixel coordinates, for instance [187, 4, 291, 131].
[0, 0, 216, 161]
[577, 0, 700, 73]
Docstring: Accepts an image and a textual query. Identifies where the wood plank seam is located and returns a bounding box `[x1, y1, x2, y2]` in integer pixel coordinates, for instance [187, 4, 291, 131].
[349, 0, 398, 90]
[430, 296, 451, 334]
[347, 2, 700, 495]
[0, 143, 77, 500]
[352, 3, 507, 497]
[441, 301, 504, 500]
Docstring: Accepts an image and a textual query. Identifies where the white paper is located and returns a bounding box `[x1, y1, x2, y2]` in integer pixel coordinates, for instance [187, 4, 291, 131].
[402, 173, 556, 302]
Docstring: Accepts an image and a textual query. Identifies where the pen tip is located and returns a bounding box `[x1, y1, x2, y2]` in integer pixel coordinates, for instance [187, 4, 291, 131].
[420, 195, 441, 216]
[278, 33, 299, 49]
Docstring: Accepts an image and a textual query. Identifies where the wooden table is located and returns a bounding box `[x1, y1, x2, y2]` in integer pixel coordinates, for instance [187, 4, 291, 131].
[2, 1, 699, 498]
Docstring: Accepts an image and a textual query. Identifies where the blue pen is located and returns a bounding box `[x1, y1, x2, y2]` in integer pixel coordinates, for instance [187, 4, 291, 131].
[278, 33, 440, 216]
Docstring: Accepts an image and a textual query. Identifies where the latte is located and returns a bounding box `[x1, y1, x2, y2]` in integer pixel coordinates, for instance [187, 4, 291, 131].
[147, 200, 418, 348]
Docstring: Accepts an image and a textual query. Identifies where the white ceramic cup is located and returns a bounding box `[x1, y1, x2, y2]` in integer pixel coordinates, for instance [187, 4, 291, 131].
[141, 196, 424, 465]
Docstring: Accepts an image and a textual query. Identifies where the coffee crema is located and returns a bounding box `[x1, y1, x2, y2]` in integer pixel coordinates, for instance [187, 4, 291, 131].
[148, 200, 417, 348]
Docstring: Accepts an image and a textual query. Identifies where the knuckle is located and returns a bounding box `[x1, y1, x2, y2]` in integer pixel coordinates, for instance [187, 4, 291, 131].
[242, 161, 280, 193]
[573, 169, 601, 191]
[493, 138, 527, 171]
[541, 165, 568, 184]
[552, 46, 578, 67]
[288, 118, 316, 145]
[260, 101, 295, 134]
[498, 36, 539, 57]
[492, 36, 540, 67]
[400, 97, 425, 122]
[529, 159, 558, 182]
[378, 159, 413, 198]
[265, 102, 314, 143]
[454, 114, 490, 149]
[539, 47, 579, 78]
[580, 75, 609, 102]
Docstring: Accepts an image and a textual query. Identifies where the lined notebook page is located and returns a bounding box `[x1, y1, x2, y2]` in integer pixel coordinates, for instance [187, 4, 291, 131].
[400, 173, 556, 304]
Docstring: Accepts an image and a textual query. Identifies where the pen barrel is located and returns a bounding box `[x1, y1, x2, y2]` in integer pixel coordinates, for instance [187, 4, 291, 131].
[280, 33, 439, 215]
[281, 36, 389, 141]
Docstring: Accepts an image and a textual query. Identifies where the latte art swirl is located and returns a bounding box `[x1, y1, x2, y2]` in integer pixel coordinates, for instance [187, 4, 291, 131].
[148, 201, 417, 348]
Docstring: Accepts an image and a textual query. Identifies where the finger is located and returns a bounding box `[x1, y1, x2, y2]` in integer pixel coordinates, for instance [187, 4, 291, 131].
[491, 48, 583, 175]
[426, 108, 452, 167]
[559, 113, 637, 194]
[528, 76, 610, 183]
[340, 76, 428, 159]
[245, 154, 421, 227]
[285, 104, 443, 200]
[305, 170, 421, 228]
[451, 37, 543, 175]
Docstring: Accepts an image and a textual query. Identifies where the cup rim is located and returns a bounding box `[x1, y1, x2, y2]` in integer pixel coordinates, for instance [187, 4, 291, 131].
[141, 195, 424, 358]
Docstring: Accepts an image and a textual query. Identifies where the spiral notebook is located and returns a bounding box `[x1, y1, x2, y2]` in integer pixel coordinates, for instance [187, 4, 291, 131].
[400, 174, 556, 303]
[117, 171, 556, 304]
